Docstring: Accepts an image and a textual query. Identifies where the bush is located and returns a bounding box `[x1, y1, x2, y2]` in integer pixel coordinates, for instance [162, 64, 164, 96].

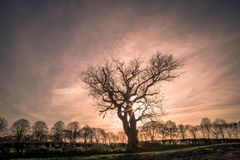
[86, 145, 126, 154]
[1, 144, 127, 158]
[64, 146, 87, 155]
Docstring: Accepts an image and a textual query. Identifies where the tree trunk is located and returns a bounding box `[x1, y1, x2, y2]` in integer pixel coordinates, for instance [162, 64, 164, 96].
[127, 127, 138, 151]
[118, 103, 139, 151]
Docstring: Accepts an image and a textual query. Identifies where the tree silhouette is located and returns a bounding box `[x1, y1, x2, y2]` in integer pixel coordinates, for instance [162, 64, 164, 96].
[0, 117, 7, 137]
[158, 122, 168, 140]
[226, 122, 238, 139]
[32, 121, 48, 142]
[101, 129, 108, 144]
[141, 121, 161, 142]
[118, 131, 127, 143]
[200, 118, 211, 139]
[178, 124, 189, 140]
[81, 52, 182, 150]
[189, 125, 198, 139]
[65, 121, 80, 143]
[51, 121, 65, 143]
[211, 119, 227, 139]
[113, 134, 119, 143]
[11, 119, 30, 142]
[92, 128, 105, 143]
[106, 132, 113, 144]
[165, 120, 177, 140]
[81, 125, 92, 143]
[138, 126, 148, 141]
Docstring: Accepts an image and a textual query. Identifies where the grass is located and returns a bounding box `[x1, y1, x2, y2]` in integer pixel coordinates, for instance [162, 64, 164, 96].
[14, 142, 240, 160]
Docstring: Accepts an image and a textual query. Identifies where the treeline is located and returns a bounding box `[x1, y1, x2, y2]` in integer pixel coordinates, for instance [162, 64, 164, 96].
[0, 117, 239, 144]
[138, 118, 240, 142]
[0, 117, 126, 144]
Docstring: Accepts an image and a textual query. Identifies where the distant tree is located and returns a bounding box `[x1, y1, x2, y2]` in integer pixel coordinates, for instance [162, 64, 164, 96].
[141, 121, 161, 142]
[200, 118, 211, 139]
[118, 131, 127, 143]
[65, 121, 80, 143]
[92, 128, 100, 143]
[138, 126, 148, 142]
[88, 127, 95, 143]
[211, 119, 227, 139]
[81, 125, 92, 143]
[101, 129, 108, 144]
[165, 120, 177, 140]
[11, 119, 30, 142]
[81, 52, 182, 150]
[112, 133, 119, 143]
[0, 117, 7, 136]
[158, 122, 168, 140]
[178, 124, 189, 140]
[32, 121, 48, 142]
[51, 121, 65, 143]
[188, 125, 198, 139]
[211, 123, 220, 139]
[225, 122, 236, 138]
[106, 132, 115, 144]
[93, 128, 106, 143]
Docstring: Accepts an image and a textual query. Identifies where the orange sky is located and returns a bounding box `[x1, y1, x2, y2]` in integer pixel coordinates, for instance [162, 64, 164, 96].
[0, 1, 240, 133]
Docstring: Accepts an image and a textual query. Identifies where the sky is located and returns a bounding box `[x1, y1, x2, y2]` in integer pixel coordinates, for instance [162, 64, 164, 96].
[0, 0, 240, 133]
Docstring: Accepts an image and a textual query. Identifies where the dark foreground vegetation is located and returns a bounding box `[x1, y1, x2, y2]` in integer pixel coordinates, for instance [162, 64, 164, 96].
[1, 140, 240, 159]
[2, 143, 239, 160]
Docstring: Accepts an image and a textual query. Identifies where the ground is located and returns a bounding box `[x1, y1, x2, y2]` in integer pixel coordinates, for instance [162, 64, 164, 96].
[15, 143, 240, 160]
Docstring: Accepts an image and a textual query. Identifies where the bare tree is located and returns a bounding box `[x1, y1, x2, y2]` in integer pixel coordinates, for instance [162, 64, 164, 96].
[178, 124, 189, 140]
[32, 121, 48, 142]
[101, 129, 108, 144]
[11, 119, 30, 142]
[93, 128, 105, 143]
[65, 121, 80, 143]
[200, 118, 211, 139]
[88, 127, 95, 143]
[51, 121, 65, 143]
[165, 120, 177, 140]
[118, 131, 127, 143]
[81, 125, 92, 143]
[138, 126, 148, 142]
[92, 128, 102, 143]
[112, 133, 119, 143]
[188, 125, 198, 139]
[211, 123, 220, 139]
[225, 122, 235, 139]
[81, 52, 182, 149]
[158, 122, 168, 140]
[106, 132, 115, 144]
[212, 119, 227, 139]
[141, 121, 161, 142]
[226, 122, 239, 139]
[0, 117, 7, 137]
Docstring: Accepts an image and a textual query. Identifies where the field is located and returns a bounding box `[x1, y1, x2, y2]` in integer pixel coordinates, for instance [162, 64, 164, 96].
[12, 143, 240, 160]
